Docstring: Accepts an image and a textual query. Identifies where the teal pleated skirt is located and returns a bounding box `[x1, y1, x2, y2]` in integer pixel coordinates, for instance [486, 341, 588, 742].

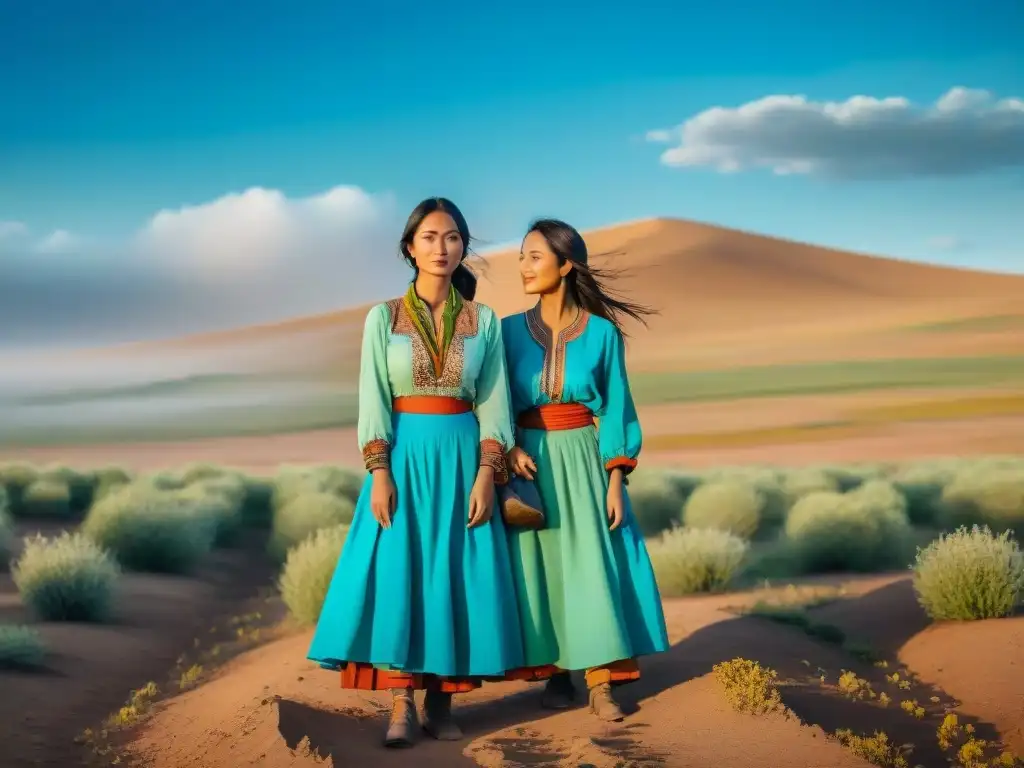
[307, 411, 525, 678]
[506, 423, 670, 671]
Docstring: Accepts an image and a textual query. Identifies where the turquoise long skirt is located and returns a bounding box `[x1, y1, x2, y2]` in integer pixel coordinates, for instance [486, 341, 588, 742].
[307, 411, 525, 678]
[507, 423, 670, 671]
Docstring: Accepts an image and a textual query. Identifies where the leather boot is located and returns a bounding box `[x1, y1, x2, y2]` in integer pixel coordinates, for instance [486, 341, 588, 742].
[588, 682, 625, 722]
[384, 689, 417, 748]
[421, 689, 463, 741]
[542, 672, 576, 710]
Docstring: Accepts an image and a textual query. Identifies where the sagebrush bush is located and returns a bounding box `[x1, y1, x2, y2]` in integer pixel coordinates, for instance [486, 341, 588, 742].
[0, 505, 13, 565]
[780, 467, 840, 506]
[12, 531, 120, 621]
[19, 479, 73, 518]
[683, 479, 764, 539]
[38, 465, 96, 512]
[82, 484, 218, 573]
[92, 466, 134, 504]
[279, 524, 350, 625]
[648, 526, 748, 596]
[0, 462, 39, 515]
[784, 483, 911, 573]
[940, 466, 1024, 537]
[624, 468, 686, 536]
[912, 525, 1024, 621]
[175, 479, 245, 547]
[712, 658, 785, 716]
[0, 624, 47, 669]
[268, 491, 356, 563]
[702, 467, 788, 531]
[891, 461, 955, 527]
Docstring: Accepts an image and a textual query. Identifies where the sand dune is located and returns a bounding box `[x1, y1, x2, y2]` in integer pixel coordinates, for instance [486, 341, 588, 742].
[91, 217, 1024, 371]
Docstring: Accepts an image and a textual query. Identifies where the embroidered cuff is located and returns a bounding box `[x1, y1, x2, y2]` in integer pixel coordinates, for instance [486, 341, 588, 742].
[604, 457, 638, 476]
[480, 438, 510, 486]
[362, 439, 391, 473]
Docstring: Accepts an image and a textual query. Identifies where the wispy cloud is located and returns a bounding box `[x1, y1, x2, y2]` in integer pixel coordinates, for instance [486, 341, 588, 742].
[927, 235, 967, 251]
[647, 86, 1024, 179]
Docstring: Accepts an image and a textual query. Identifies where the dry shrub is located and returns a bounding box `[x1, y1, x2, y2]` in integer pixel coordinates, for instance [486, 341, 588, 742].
[278, 524, 350, 625]
[712, 658, 785, 716]
[0, 462, 39, 516]
[683, 479, 764, 539]
[941, 464, 1024, 537]
[624, 467, 686, 536]
[19, 479, 73, 518]
[913, 525, 1024, 620]
[82, 484, 219, 573]
[0, 624, 47, 669]
[12, 531, 120, 621]
[268, 491, 355, 564]
[648, 526, 748, 596]
[784, 481, 911, 573]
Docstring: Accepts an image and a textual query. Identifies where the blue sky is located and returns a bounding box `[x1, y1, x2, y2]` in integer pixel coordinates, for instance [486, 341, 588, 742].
[0, 0, 1022, 345]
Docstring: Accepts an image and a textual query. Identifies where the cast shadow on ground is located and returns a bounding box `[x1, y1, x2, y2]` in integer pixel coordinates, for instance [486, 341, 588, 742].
[278, 578, 1005, 767]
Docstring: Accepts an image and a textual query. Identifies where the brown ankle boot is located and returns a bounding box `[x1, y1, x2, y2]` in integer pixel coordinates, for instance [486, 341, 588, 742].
[542, 672, 576, 710]
[421, 689, 463, 741]
[588, 682, 625, 722]
[384, 689, 417, 748]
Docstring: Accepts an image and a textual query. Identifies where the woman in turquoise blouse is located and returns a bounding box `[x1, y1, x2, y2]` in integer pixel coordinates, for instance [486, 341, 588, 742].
[307, 198, 524, 748]
[501, 218, 669, 721]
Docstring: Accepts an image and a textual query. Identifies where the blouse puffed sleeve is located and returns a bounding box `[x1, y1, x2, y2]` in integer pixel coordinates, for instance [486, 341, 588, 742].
[597, 323, 642, 475]
[473, 306, 514, 485]
[356, 303, 394, 473]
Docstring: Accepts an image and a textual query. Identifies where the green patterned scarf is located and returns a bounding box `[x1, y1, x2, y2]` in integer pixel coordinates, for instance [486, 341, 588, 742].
[403, 282, 463, 378]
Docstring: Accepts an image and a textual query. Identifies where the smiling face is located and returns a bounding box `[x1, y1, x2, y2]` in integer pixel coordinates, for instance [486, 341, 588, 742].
[518, 230, 573, 295]
[405, 210, 465, 280]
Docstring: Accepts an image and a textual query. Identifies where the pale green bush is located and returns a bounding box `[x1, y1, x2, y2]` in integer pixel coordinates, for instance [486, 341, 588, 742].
[0, 504, 13, 565]
[272, 465, 365, 515]
[0, 462, 38, 516]
[82, 484, 218, 573]
[940, 466, 1024, 536]
[891, 461, 955, 527]
[625, 468, 686, 536]
[279, 524, 350, 625]
[19, 479, 73, 518]
[175, 479, 246, 547]
[913, 526, 1024, 620]
[702, 467, 788, 530]
[780, 467, 840, 505]
[268, 491, 355, 563]
[648, 526, 748, 596]
[0, 624, 47, 669]
[683, 479, 764, 539]
[92, 466, 134, 504]
[12, 531, 120, 621]
[38, 465, 96, 513]
[784, 483, 911, 573]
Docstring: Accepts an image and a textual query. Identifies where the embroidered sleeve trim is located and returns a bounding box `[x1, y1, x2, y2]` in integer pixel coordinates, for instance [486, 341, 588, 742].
[604, 457, 638, 476]
[362, 439, 391, 472]
[480, 438, 510, 485]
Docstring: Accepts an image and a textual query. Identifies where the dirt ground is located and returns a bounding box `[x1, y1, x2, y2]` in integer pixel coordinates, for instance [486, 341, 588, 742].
[115, 574, 1022, 768]
[0, 520, 283, 768]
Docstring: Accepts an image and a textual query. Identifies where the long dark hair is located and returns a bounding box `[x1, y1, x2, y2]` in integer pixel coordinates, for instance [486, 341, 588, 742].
[525, 218, 656, 336]
[399, 197, 478, 300]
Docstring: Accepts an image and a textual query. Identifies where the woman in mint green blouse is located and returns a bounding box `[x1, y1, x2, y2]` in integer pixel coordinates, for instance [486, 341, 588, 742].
[307, 198, 525, 748]
[501, 218, 669, 722]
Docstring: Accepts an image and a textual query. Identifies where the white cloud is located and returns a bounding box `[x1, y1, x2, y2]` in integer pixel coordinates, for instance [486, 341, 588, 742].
[135, 185, 397, 284]
[927, 235, 967, 251]
[647, 86, 1024, 179]
[0, 184, 414, 348]
[35, 229, 79, 254]
[0, 220, 28, 240]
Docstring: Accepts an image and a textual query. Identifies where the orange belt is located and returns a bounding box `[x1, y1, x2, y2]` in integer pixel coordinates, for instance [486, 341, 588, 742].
[392, 396, 472, 415]
[517, 403, 594, 431]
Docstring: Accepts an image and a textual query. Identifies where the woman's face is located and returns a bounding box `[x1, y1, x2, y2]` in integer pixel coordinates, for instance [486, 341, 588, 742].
[518, 230, 572, 295]
[406, 211, 465, 279]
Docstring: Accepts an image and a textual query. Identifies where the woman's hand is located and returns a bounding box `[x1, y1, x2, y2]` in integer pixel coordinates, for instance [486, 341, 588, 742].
[507, 446, 537, 480]
[606, 468, 625, 531]
[370, 469, 396, 529]
[468, 467, 496, 528]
